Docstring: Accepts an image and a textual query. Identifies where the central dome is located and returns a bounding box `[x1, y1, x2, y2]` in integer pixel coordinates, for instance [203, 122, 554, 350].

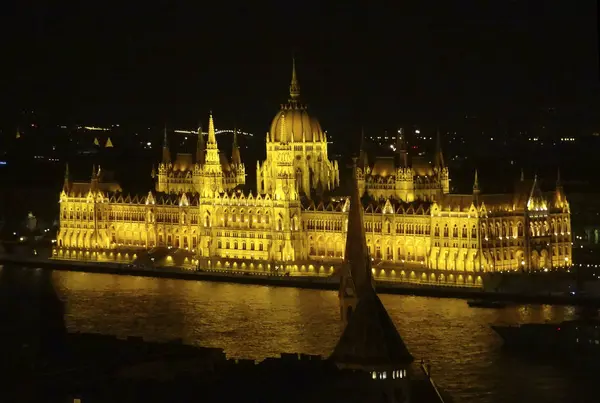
[270, 105, 323, 143]
[269, 59, 324, 143]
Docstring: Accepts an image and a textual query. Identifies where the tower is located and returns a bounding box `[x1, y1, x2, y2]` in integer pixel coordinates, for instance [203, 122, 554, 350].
[258, 58, 339, 197]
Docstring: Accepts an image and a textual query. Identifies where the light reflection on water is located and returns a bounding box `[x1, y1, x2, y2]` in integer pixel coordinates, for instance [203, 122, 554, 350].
[54, 271, 595, 403]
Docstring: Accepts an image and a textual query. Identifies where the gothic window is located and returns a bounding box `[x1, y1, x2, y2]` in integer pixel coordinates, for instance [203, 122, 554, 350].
[434, 225, 440, 237]
[462, 225, 467, 238]
[387, 222, 391, 234]
[443, 225, 449, 238]
[471, 225, 477, 239]
[517, 222, 524, 237]
[452, 225, 458, 238]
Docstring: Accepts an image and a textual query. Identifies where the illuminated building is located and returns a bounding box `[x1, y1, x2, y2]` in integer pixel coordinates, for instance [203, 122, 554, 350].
[54, 61, 572, 286]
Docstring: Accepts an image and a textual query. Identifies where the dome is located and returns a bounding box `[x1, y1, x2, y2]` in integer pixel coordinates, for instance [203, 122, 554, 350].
[269, 105, 324, 143]
[268, 58, 325, 143]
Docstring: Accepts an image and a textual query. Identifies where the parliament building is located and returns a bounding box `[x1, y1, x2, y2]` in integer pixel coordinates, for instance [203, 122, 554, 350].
[53, 61, 572, 287]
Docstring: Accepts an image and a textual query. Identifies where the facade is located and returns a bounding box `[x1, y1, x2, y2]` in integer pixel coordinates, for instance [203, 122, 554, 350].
[54, 61, 572, 287]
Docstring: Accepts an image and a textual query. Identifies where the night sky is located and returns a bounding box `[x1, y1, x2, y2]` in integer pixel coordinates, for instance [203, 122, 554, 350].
[7, 1, 600, 136]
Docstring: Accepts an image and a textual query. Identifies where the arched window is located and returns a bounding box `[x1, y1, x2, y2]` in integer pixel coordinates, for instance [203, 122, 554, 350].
[434, 225, 440, 237]
[443, 225, 449, 237]
[471, 225, 477, 238]
[452, 225, 458, 238]
[462, 225, 467, 238]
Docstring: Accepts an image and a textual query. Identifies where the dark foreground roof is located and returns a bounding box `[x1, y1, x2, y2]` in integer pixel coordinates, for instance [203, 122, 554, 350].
[330, 288, 414, 368]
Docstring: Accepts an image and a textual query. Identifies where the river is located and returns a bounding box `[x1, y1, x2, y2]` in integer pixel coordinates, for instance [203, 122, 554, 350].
[20, 268, 600, 402]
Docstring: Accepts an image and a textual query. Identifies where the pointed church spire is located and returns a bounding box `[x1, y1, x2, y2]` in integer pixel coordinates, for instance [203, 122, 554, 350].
[397, 127, 408, 167]
[63, 163, 70, 191]
[196, 124, 205, 164]
[345, 158, 373, 297]
[435, 128, 444, 168]
[289, 57, 300, 102]
[556, 167, 562, 189]
[208, 111, 217, 145]
[162, 124, 171, 164]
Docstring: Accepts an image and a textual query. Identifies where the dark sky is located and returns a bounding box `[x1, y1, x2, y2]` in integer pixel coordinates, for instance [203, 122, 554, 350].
[6, 1, 600, 135]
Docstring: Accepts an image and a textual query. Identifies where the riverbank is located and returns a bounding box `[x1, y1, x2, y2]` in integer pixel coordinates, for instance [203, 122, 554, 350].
[1, 254, 600, 306]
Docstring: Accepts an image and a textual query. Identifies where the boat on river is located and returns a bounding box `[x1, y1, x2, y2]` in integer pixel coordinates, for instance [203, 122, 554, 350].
[492, 319, 600, 357]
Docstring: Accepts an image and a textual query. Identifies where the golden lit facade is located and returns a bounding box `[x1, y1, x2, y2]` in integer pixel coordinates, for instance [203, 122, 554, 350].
[54, 62, 572, 287]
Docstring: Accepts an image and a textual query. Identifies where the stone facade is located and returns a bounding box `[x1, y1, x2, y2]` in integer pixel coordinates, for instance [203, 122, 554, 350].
[54, 62, 572, 287]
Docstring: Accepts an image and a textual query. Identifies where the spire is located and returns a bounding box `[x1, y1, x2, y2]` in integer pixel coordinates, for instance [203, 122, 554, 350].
[556, 167, 562, 189]
[231, 127, 241, 165]
[397, 127, 408, 167]
[63, 163, 70, 191]
[162, 125, 171, 164]
[196, 124, 205, 164]
[473, 169, 480, 194]
[90, 164, 99, 191]
[435, 128, 444, 168]
[208, 111, 217, 145]
[520, 168, 525, 182]
[289, 57, 300, 102]
[345, 158, 373, 297]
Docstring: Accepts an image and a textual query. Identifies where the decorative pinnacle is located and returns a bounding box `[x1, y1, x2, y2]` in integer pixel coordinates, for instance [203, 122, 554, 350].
[289, 57, 300, 100]
[473, 169, 480, 192]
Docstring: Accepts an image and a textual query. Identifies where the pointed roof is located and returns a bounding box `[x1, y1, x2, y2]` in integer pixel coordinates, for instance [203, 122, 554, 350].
[330, 289, 414, 368]
[105, 137, 113, 148]
[527, 174, 547, 211]
[208, 111, 217, 145]
[289, 57, 300, 101]
[345, 160, 372, 297]
[93, 137, 100, 146]
[473, 169, 480, 193]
